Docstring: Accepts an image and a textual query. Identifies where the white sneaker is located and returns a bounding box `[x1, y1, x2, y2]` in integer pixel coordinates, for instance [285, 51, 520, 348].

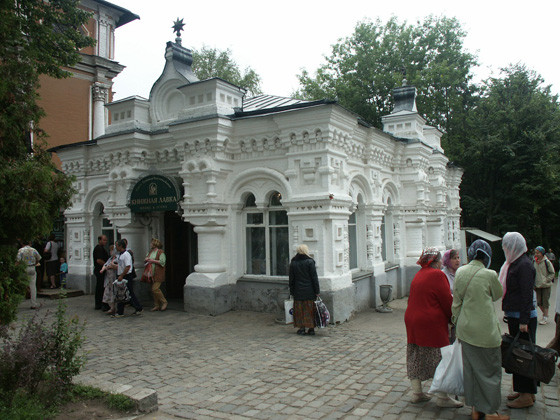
[539, 316, 548, 325]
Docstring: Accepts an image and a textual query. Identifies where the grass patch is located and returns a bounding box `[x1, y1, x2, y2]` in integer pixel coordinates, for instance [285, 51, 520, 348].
[0, 391, 56, 420]
[69, 384, 135, 411]
[106, 393, 136, 411]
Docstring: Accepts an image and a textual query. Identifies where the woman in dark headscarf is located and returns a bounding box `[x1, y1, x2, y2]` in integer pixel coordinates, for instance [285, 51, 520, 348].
[404, 248, 462, 408]
[500, 232, 537, 409]
[452, 240, 508, 420]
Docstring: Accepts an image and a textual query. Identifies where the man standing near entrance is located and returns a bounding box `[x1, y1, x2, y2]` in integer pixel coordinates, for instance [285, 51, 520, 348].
[115, 239, 143, 315]
[17, 240, 42, 309]
[93, 235, 109, 310]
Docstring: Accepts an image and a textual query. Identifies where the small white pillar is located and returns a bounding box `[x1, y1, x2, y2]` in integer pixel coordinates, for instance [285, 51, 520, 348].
[193, 225, 226, 274]
[92, 83, 107, 139]
[117, 226, 148, 270]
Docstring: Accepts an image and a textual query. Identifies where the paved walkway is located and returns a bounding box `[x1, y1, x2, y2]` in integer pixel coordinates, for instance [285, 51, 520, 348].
[17, 291, 560, 420]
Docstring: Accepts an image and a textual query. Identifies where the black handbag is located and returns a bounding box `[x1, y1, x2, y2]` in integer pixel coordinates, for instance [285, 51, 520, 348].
[501, 331, 558, 384]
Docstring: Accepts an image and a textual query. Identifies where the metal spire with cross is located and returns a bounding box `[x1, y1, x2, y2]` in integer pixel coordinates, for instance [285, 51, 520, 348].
[172, 18, 185, 45]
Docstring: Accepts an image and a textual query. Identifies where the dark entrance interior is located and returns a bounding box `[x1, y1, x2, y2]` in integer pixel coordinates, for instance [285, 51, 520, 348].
[164, 211, 197, 299]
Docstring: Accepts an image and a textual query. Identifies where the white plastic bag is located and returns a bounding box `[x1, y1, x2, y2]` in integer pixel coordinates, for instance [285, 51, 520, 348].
[429, 340, 464, 396]
[284, 299, 294, 324]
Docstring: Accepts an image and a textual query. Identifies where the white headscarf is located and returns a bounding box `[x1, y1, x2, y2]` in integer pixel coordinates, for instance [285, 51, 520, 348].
[498, 232, 528, 297]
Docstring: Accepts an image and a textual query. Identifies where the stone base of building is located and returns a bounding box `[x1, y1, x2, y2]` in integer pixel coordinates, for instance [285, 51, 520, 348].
[234, 277, 356, 323]
[69, 264, 418, 323]
[236, 277, 290, 315]
[318, 286, 355, 324]
[184, 283, 236, 316]
[67, 273, 96, 295]
[353, 272, 376, 312]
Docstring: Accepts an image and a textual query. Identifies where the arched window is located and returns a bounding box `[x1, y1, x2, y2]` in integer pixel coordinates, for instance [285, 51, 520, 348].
[245, 191, 289, 276]
[99, 204, 120, 245]
[382, 196, 394, 263]
[348, 211, 358, 269]
[348, 193, 365, 270]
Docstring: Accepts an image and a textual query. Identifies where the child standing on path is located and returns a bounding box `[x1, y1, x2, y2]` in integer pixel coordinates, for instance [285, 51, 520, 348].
[59, 257, 68, 289]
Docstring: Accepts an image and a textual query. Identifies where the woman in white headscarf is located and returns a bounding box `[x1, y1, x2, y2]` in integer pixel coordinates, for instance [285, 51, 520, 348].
[500, 232, 537, 409]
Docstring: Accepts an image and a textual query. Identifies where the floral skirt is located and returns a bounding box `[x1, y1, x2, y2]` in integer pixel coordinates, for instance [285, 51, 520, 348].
[406, 343, 441, 381]
[293, 300, 316, 328]
[102, 270, 116, 305]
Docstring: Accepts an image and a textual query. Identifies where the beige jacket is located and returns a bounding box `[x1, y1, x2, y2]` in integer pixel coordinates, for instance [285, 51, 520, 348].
[534, 256, 554, 289]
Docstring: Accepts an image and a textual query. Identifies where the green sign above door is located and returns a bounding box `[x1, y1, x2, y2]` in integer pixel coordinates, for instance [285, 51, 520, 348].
[129, 174, 181, 213]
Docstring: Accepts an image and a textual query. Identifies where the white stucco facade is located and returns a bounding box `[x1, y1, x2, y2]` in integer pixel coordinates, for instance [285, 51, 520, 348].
[55, 37, 462, 321]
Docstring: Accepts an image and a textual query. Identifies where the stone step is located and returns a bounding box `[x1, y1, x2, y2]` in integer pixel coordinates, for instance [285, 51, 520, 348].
[74, 376, 158, 414]
[37, 288, 84, 299]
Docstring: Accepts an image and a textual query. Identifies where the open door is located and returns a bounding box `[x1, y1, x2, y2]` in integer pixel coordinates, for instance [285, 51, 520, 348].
[164, 211, 197, 299]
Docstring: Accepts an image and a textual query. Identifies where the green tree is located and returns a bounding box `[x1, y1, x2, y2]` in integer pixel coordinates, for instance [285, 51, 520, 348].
[458, 65, 560, 247]
[192, 46, 262, 96]
[0, 0, 94, 324]
[294, 16, 478, 137]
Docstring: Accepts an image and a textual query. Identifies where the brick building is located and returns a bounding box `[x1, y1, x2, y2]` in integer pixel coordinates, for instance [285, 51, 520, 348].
[38, 0, 138, 168]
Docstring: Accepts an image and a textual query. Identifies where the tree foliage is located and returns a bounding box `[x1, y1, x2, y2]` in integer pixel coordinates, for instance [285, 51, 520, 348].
[0, 0, 94, 324]
[295, 16, 560, 250]
[192, 46, 262, 96]
[457, 65, 560, 247]
[294, 16, 478, 134]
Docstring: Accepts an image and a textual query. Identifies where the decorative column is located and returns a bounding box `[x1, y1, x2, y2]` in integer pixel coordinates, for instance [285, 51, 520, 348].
[182, 197, 232, 315]
[92, 83, 108, 139]
[192, 225, 227, 274]
[116, 225, 148, 268]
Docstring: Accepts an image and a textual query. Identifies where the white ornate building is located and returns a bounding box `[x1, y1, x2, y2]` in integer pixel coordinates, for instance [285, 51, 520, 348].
[54, 32, 462, 321]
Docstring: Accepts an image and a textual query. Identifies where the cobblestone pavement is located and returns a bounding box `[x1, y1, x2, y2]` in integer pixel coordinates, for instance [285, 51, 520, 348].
[18, 294, 560, 420]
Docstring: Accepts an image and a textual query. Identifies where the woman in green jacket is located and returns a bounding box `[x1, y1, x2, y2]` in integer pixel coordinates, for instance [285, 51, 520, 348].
[452, 240, 508, 420]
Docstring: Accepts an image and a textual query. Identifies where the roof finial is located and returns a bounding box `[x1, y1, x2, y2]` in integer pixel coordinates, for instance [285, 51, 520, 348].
[172, 18, 185, 45]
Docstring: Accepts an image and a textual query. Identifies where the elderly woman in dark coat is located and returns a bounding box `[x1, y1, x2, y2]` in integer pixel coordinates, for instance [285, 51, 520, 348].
[289, 244, 320, 336]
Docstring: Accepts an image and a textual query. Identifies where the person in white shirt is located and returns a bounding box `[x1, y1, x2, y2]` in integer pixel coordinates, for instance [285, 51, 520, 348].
[17, 240, 42, 309]
[113, 239, 143, 316]
[44, 233, 60, 289]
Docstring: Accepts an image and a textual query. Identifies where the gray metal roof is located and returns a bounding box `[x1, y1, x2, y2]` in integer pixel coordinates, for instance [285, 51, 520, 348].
[92, 0, 139, 27]
[243, 95, 309, 112]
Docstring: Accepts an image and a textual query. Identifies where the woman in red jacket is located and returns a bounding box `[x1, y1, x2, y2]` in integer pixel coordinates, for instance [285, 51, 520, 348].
[404, 247, 462, 408]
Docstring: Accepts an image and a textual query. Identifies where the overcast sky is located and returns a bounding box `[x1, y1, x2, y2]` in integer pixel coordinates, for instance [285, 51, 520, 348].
[111, 0, 560, 101]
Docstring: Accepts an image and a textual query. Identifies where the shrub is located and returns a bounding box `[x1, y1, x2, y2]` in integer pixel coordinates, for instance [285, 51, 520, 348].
[48, 294, 86, 391]
[0, 296, 86, 407]
[0, 314, 53, 402]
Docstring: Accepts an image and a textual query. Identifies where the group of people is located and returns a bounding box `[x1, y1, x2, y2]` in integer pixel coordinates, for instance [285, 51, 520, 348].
[93, 235, 168, 317]
[16, 235, 68, 309]
[405, 233, 560, 420]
